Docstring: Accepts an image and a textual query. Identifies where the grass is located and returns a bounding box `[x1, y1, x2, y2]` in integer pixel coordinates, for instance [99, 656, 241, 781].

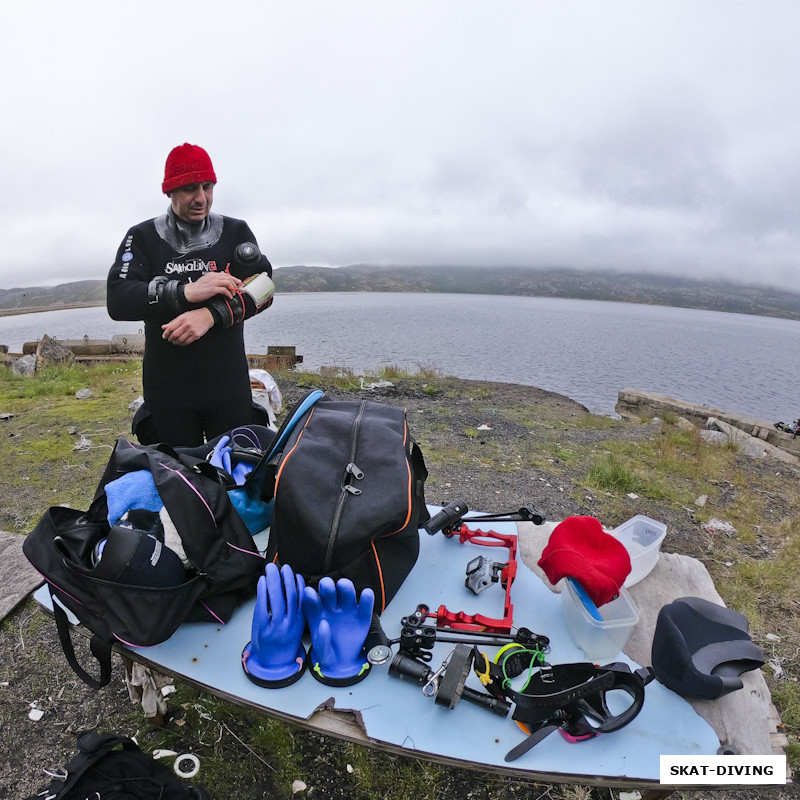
[585, 451, 639, 494]
[0, 361, 141, 529]
[581, 425, 746, 510]
[291, 363, 447, 395]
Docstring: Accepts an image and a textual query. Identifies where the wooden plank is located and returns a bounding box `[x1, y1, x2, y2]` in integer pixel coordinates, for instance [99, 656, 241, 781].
[0, 530, 43, 620]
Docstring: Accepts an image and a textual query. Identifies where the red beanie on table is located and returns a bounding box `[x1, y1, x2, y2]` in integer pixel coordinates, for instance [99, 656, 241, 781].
[537, 516, 631, 607]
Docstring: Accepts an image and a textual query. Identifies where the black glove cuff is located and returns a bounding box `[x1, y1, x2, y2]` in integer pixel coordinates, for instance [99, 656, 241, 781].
[147, 277, 187, 315]
[207, 293, 246, 328]
[163, 280, 188, 315]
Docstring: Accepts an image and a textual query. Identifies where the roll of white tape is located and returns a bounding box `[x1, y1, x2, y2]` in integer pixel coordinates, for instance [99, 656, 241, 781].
[173, 753, 200, 779]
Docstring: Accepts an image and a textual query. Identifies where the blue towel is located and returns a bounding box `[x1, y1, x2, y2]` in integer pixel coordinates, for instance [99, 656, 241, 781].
[105, 469, 164, 525]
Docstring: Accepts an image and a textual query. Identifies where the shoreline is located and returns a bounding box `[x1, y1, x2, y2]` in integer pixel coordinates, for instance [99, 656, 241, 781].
[0, 302, 105, 317]
[1, 289, 800, 322]
[1, 297, 797, 424]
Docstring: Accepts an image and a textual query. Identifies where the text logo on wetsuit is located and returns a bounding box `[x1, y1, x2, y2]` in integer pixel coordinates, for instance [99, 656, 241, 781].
[164, 259, 215, 275]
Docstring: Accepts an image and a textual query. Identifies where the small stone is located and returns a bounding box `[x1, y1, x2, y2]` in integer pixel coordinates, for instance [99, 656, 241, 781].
[705, 518, 737, 536]
[75, 388, 93, 400]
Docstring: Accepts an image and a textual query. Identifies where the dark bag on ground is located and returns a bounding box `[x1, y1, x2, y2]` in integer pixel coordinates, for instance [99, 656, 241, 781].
[22, 435, 268, 688]
[263, 392, 430, 613]
[24, 730, 208, 800]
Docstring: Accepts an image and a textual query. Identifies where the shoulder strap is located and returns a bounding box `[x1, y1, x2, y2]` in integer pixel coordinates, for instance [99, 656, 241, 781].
[266, 389, 325, 461]
[52, 593, 112, 689]
[243, 389, 325, 497]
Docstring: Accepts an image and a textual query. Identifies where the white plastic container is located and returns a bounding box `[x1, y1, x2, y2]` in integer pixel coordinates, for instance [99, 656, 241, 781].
[561, 578, 640, 660]
[610, 515, 667, 587]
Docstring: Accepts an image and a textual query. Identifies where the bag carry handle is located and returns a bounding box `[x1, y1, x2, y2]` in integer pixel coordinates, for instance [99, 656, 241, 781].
[52, 592, 113, 689]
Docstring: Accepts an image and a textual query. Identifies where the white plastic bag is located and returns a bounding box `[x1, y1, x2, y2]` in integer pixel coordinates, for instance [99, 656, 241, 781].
[249, 369, 283, 430]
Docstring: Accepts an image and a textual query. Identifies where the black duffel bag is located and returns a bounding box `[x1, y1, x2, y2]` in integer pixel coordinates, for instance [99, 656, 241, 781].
[265, 394, 430, 613]
[24, 730, 208, 800]
[23, 438, 266, 688]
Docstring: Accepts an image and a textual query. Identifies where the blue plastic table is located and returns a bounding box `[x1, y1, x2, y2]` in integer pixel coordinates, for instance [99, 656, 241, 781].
[35, 515, 720, 789]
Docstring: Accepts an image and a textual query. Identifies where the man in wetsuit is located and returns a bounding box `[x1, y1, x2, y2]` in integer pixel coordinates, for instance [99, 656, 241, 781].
[107, 142, 275, 446]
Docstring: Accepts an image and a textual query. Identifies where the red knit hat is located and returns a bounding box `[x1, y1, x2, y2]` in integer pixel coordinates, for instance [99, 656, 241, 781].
[162, 143, 217, 194]
[537, 516, 631, 607]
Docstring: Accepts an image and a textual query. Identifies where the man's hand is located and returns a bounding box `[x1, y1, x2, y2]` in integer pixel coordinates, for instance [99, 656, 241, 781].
[161, 308, 214, 346]
[182, 271, 241, 303]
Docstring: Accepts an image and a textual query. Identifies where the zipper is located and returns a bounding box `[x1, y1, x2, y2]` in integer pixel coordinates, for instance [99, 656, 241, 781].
[324, 400, 366, 571]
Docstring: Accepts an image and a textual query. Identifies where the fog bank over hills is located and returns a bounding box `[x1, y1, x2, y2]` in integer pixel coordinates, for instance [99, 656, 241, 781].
[2, 267, 799, 321]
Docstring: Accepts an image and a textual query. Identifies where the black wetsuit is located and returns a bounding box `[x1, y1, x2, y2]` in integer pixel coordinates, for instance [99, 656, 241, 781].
[107, 209, 272, 446]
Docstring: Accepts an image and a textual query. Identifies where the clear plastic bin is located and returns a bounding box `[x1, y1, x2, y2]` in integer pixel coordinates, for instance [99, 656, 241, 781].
[610, 515, 667, 586]
[561, 578, 639, 660]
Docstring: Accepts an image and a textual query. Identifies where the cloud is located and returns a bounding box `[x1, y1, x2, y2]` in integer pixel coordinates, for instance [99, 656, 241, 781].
[1, 1, 799, 288]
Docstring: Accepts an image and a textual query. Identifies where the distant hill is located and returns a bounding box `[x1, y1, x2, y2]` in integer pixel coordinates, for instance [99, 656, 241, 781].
[2, 267, 800, 321]
[0, 280, 105, 315]
[272, 265, 800, 321]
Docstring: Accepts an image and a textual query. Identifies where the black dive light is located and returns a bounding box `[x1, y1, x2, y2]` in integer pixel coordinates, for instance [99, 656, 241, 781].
[424, 499, 546, 536]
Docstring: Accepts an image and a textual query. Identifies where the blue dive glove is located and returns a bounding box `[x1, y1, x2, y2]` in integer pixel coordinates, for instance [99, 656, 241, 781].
[211, 435, 255, 485]
[231, 459, 253, 485]
[303, 577, 375, 686]
[242, 562, 307, 688]
[209, 435, 233, 475]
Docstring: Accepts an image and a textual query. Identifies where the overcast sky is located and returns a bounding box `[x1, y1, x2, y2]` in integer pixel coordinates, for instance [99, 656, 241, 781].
[1, 1, 798, 289]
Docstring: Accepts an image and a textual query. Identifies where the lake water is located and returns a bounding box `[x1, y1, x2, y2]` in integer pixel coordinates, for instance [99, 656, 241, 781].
[1, 293, 797, 421]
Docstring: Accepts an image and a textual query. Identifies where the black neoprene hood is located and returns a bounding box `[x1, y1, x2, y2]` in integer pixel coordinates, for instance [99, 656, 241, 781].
[651, 596, 765, 700]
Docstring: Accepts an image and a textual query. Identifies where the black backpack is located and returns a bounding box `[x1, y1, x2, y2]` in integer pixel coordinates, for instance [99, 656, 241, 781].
[263, 391, 430, 613]
[24, 730, 207, 800]
[23, 437, 267, 687]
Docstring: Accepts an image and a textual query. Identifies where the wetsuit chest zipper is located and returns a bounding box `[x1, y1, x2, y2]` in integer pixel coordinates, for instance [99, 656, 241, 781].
[324, 401, 366, 571]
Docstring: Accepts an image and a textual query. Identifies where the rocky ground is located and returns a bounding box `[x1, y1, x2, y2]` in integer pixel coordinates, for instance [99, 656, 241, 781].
[1, 374, 797, 799]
